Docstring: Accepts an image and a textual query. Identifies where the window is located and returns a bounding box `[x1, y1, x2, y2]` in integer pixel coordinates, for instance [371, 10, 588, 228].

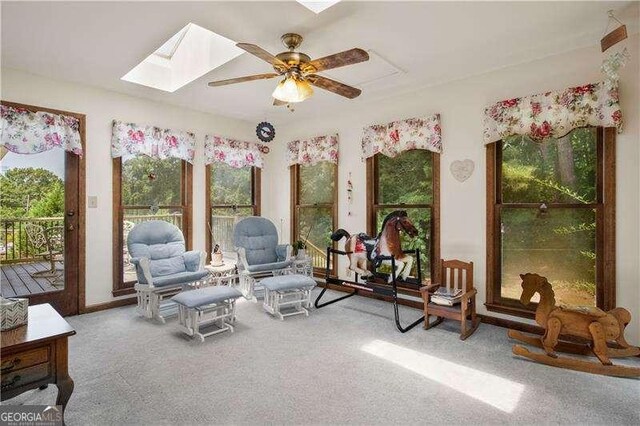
[112, 156, 192, 296]
[291, 162, 337, 274]
[367, 149, 440, 282]
[206, 163, 260, 255]
[486, 127, 616, 318]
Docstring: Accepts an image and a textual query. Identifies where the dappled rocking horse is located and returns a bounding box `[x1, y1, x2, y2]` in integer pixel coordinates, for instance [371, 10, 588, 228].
[315, 210, 425, 333]
[509, 273, 640, 378]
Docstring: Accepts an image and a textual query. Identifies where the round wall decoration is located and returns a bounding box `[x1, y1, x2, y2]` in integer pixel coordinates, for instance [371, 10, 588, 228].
[256, 121, 276, 143]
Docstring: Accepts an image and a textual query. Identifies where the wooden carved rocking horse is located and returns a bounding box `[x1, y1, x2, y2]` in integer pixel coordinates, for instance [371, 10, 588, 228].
[509, 273, 640, 378]
[330, 210, 419, 282]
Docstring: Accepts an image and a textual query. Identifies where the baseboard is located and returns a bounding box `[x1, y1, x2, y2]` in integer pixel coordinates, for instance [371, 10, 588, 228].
[81, 297, 136, 314]
[478, 313, 543, 335]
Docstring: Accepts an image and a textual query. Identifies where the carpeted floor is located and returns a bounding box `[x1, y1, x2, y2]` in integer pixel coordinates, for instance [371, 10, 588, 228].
[5, 289, 640, 425]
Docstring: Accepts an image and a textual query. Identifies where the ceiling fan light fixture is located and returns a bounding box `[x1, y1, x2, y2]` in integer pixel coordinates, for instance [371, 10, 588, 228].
[272, 76, 313, 103]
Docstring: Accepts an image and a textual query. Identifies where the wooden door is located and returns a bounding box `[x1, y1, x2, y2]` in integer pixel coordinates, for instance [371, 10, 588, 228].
[1, 101, 85, 316]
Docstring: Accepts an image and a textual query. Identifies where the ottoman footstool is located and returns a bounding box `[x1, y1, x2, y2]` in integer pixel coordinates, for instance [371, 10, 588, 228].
[261, 274, 316, 320]
[172, 286, 242, 342]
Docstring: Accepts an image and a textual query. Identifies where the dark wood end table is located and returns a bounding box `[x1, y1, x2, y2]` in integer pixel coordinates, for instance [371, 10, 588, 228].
[1, 303, 76, 417]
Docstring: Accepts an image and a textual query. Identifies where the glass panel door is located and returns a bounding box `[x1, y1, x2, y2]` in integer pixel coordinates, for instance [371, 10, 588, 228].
[1, 145, 81, 315]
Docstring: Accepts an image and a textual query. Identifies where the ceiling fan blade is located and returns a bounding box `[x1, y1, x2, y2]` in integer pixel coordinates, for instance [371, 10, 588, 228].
[236, 43, 288, 69]
[306, 75, 362, 99]
[273, 98, 288, 106]
[208, 73, 279, 87]
[304, 48, 369, 73]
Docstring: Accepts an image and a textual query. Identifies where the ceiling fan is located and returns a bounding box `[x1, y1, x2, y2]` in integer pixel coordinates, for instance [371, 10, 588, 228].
[208, 33, 369, 105]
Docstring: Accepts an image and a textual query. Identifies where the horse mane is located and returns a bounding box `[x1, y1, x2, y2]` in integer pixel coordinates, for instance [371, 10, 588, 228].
[377, 210, 407, 239]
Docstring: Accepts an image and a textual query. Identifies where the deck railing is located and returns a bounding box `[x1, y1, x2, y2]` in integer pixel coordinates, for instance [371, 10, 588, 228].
[209, 215, 239, 252]
[0, 217, 64, 264]
[2, 214, 331, 267]
[123, 212, 183, 228]
[305, 240, 328, 269]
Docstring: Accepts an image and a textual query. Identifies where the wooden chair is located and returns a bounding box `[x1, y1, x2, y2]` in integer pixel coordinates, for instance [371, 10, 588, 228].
[420, 259, 479, 340]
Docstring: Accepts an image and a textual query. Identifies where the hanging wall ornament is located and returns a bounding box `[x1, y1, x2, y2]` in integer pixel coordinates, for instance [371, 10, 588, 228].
[599, 10, 630, 90]
[601, 10, 627, 52]
[256, 121, 276, 143]
[347, 172, 353, 216]
[602, 47, 630, 88]
[450, 159, 475, 183]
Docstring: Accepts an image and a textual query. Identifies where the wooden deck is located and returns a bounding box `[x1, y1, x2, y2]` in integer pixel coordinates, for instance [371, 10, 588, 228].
[1, 261, 64, 297]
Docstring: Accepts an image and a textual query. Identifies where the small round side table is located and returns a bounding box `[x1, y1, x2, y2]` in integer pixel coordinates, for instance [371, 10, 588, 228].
[292, 256, 313, 277]
[205, 262, 237, 286]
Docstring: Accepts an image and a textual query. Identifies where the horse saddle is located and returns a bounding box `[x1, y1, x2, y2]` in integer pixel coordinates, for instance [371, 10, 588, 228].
[356, 232, 378, 260]
[355, 233, 382, 267]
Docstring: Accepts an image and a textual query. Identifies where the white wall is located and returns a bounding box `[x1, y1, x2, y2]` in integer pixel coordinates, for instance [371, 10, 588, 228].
[263, 35, 640, 344]
[1, 68, 256, 306]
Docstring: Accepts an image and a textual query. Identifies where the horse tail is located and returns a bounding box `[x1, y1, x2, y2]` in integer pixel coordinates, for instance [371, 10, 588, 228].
[330, 229, 351, 241]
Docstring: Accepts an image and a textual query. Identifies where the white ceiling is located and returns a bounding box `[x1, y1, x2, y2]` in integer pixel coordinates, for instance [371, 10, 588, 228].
[2, 1, 638, 125]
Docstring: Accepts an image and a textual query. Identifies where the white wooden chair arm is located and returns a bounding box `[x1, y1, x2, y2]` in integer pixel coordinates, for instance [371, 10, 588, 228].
[237, 247, 251, 272]
[132, 256, 154, 287]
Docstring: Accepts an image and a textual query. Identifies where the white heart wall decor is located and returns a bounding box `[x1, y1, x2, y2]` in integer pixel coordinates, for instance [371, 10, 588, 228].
[450, 159, 475, 182]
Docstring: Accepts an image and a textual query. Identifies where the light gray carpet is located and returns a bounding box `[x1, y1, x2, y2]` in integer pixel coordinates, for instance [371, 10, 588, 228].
[5, 289, 640, 425]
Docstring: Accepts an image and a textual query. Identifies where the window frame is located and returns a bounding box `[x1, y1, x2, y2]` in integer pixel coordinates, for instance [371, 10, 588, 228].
[366, 151, 441, 284]
[205, 165, 261, 262]
[485, 127, 616, 318]
[290, 163, 338, 276]
[112, 157, 193, 297]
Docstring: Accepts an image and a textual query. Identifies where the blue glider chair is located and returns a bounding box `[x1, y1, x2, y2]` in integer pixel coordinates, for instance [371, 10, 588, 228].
[233, 217, 293, 300]
[128, 220, 208, 323]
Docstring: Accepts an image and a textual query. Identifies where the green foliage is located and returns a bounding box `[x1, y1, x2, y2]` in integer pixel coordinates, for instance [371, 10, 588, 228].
[299, 162, 334, 204]
[502, 128, 596, 203]
[28, 181, 64, 217]
[377, 150, 432, 204]
[210, 163, 252, 206]
[121, 156, 182, 206]
[0, 167, 63, 218]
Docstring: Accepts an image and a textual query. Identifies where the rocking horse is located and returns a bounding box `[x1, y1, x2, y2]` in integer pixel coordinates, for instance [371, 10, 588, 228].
[315, 210, 425, 333]
[509, 273, 640, 378]
[329, 210, 419, 282]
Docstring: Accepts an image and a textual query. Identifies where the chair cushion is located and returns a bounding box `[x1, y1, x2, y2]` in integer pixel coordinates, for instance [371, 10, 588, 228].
[128, 221, 186, 260]
[246, 260, 292, 273]
[233, 217, 279, 266]
[261, 274, 316, 292]
[172, 286, 242, 308]
[152, 270, 210, 288]
[149, 256, 187, 277]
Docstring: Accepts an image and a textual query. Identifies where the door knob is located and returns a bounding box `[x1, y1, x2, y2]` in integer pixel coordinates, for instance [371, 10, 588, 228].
[67, 210, 75, 217]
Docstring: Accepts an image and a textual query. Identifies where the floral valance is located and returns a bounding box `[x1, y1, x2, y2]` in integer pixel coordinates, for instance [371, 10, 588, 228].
[287, 134, 339, 166]
[361, 115, 442, 160]
[111, 120, 196, 163]
[483, 81, 622, 144]
[204, 135, 268, 169]
[1, 105, 83, 156]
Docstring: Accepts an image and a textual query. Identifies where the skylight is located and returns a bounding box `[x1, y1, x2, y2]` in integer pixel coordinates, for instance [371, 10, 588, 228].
[122, 23, 242, 92]
[296, 1, 341, 14]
